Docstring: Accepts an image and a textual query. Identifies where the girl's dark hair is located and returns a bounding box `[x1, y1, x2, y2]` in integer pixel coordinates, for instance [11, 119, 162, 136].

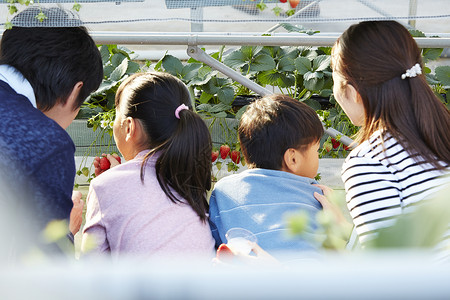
[239, 94, 324, 170]
[333, 20, 450, 169]
[115, 72, 212, 222]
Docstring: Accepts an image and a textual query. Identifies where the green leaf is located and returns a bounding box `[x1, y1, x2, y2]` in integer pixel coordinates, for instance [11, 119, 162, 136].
[82, 167, 90, 177]
[249, 54, 276, 72]
[99, 45, 111, 65]
[198, 65, 212, 78]
[319, 89, 333, 98]
[295, 57, 311, 75]
[257, 70, 279, 86]
[211, 111, 228, 118]
[280, 47, 300, 59]
[110, 58, 128, 82]
[4, 21, 13, 30]
[8, 5, 18, 14]
[435, 66, 450, 86]
[198, 92, 213, 104]
[210, 103, 231, 113]
[272, 6, 282, 16]
[303, 98, 322, 111]
[217, 86, 235, 105]
[278, 57, 296, 72]
[235, 105, 249, 120]
[304, 71, 324, 81]
[162, 55, 184, 76]
[181, 63, 202, 82]
[35, 11, 48, 22]
[92, 80, 118, 96]
[111, 53, 126, 68]
[409, 29, 426, 37]
[422, 48, 443, 62]
[280, 23, 306, 33]
[106, 93, 115, 110]
[72, 2, 81, 12]
[318, 47, 332, 55]
[277, 73, 296, 88]
[304, 77, 325, 91]
[313, 55, 331, 72]
[256, 1, 267, 11]
[223, 50, 247, 69]
[154, 55, 164, 71]
[202, 78, 220, 95]
[126, 61, 140, 74]
[103, 65, 115, 78]
[196, 103, 212, 112]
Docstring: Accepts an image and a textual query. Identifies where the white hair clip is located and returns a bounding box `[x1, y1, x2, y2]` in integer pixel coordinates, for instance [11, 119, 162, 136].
[401, 63, 422, 79]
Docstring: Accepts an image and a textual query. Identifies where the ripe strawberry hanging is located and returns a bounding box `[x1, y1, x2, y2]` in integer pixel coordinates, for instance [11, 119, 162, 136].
[99, 156, 111, 170]
[231, 150, 241, 164]
[211, 149, 219, 163]
[219, 144, 231, 159]
[289, 0, 300, 8]
[331, 138, 341, 149]
[280, 0, 287, 2]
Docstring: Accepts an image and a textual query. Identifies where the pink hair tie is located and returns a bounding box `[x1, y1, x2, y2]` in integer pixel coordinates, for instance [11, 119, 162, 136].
[175, 104, 189, 119]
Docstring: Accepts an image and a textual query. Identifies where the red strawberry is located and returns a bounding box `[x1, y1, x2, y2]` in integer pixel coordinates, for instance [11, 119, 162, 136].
[230, 150, 240, 164]
[280, 0, 287, 2]
[331, 138, 340, 149]
[216, 243, 235, 262]
[343, 145, 350, 151]
[113, 155, 121, 163]
[99, 156, 111, 170]
[219, 144, 231, 160]
[289, 0, 300, 8]
[211, 150, 219, 163]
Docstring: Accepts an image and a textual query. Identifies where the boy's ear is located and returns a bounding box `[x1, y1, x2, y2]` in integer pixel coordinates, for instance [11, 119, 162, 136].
[282, 148, 300, 173]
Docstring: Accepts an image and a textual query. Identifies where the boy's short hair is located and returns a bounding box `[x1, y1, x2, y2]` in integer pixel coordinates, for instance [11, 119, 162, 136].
[239, 94, 324, 170]
[0, 7, 103, 112]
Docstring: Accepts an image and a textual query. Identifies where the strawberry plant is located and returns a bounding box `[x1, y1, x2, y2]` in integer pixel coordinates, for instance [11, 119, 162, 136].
[74, 45, 140, 184]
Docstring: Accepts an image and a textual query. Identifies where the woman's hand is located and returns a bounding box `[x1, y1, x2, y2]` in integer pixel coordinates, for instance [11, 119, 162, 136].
[93, 153, 121, 177]
[313, 184, 349, 226]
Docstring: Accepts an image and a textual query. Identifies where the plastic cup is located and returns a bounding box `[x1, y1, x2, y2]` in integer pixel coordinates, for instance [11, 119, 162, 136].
[225, 227, 257, 255]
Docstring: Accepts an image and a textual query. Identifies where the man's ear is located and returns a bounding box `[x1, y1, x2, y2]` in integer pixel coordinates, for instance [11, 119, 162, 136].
[64, 81, 83, 111]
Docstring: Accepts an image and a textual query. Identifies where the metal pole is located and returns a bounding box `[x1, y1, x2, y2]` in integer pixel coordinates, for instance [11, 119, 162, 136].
[82, 32, 450, 48]
[408, 0, 418, 28]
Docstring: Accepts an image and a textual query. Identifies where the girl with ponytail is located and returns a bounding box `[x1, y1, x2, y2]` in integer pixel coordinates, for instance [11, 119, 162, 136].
[81, 72, 215, 259]
[316, 20, 450, 247]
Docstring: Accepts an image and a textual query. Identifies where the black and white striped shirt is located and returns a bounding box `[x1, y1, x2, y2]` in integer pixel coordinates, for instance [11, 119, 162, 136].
[341, 130, 450, 247]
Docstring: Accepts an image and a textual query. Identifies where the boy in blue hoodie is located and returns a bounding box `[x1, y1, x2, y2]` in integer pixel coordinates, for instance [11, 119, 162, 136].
[209, 94, 324, 259]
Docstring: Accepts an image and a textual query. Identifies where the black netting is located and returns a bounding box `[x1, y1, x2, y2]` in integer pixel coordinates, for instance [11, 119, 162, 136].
[1, 0, 449, 34]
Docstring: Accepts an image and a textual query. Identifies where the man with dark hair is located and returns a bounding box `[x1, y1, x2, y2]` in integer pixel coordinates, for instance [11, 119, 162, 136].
[0, 7, 103, 251]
